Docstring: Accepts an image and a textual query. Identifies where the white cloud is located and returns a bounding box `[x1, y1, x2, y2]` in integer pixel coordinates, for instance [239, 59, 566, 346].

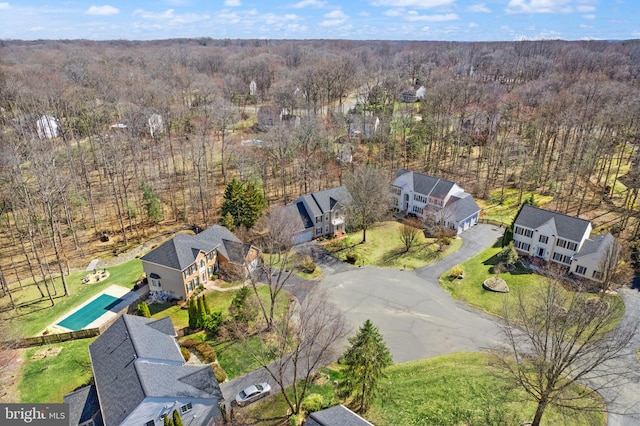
[580, 23, 594, 28]
[467, 3, 491, 13]
[383, 9, 403, 17]
[506, 0, 573, 14]
[576, 5, 595, 12]
[86, 5, 119, 16]
[290, 0, 327, 8]
[133, 9, 209, 24]
[371, 0, 455, 9]
[320, 9, 348, 26]
[582, 14, 595, 19]
[468, 22, 479, 27]
[405, 12, 459, 22]
[0, 3, 9, 10]
[224, 0, 241, 6]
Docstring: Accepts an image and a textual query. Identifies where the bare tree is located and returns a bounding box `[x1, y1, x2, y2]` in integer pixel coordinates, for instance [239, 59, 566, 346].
[594, 237, 633, 297]
[248, 206, 300, 331]
[242, 288, 349, 416]
[493, 280, 637, 426]
[345, 165, 391, 243]
[399, 218, 421, 253]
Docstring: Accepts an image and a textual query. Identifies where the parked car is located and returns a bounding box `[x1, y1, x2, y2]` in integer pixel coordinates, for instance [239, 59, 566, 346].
[235, 383, 271, 406]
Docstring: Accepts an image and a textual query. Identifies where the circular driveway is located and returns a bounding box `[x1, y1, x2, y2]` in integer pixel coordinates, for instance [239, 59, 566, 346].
[317, 223, 505, 363]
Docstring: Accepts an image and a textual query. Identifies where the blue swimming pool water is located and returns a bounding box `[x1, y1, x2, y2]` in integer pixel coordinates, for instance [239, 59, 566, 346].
[57, 294, 123, 331]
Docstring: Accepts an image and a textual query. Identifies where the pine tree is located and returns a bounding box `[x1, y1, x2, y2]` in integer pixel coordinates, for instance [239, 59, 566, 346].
[202, 293, 211, 316]
[220, 178, 266, 229]
[137, 301, 151, 318]
[197, 296, 207, 328]
[339, 320, 393, 413]
[162, 413, 174, 426]
[140, 182, 164, 225]
[172, 409, 184, 426]
[188, 298, 198, 329]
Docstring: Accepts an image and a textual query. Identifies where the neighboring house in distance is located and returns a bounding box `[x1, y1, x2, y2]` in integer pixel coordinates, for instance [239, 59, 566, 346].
[140, 225, 260, 300]
[36, 115, 60, 139]
[282, 186, 352, 245]
[65, 315, 224, 426]
[257, 106, 299, 131]
[400, 85, 426, 103]
[349, 117, 380, 139]
[303, 405, 373, 426]
[512, 204, 615, 282]
[391, 169, 481, 234]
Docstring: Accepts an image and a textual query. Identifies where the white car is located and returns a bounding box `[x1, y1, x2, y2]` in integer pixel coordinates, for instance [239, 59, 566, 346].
[235, 382, 271, 406]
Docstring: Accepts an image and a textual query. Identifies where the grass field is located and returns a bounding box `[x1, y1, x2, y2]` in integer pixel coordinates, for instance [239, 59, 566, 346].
[477, 188, 554, 225]
[325, 221, 462, 270]
[241, 352, 605, 426]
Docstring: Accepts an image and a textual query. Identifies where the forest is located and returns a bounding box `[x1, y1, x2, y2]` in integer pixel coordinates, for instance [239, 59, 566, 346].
[1, 38, 640, 304]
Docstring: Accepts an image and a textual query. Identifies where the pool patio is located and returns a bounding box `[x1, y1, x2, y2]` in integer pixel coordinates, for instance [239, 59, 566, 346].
[46, 285, 141, 334]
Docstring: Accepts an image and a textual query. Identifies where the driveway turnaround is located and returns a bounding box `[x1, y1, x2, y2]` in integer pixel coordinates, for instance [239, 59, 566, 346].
[318, 224, 505, 363]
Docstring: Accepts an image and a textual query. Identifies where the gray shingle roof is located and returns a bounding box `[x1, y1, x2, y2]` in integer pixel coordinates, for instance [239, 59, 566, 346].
[89, 315, 222, 426]
[514, 205, 591, 242]
[287, 186, 352, 231]
[575, 233, 614, 258]
[444, 194, 481, 222]
[394, 169, 459, 199]
[64, 385, 104, 426]
[304, 405, 373, 426]
[140, 225, 245, 271]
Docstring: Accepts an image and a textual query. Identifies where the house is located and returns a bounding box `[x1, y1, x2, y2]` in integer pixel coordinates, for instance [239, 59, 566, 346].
[282, 186, 352, 245]
[257, 106, 298, 131]
[512, 204, 615, 282]
[391, 169, 480, 234]
[400, 85, 426, 103]
[65, 315, 224, 426]
[348, 117, 380, 139]
[36, 115, 60, 139]
[303, 405, 373, 426]
[140, 225, 260, 300]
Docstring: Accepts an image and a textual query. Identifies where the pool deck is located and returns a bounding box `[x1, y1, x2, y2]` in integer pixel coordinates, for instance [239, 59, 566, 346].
[45, 285, 141, 334]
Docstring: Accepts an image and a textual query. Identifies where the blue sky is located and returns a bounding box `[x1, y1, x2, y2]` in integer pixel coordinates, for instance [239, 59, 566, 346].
[0, 1, 638, 41]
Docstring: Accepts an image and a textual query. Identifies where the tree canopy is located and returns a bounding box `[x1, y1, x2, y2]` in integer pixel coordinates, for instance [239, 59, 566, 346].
[220, 179, 267, 230]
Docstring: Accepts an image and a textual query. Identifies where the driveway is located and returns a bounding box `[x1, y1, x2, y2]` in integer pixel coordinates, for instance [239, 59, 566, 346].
[317, 223, 504, 362]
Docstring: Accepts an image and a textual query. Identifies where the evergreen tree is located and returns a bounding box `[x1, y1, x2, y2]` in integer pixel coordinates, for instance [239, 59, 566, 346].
[188, 298, 198, 329]
[202, 293, 211, 316]
[220, 212, 236, 231]
[140, 182, 164, 225]
[172, 409, 184, 426]
[162, 414, 174, 426]
[137, 301, 151, 318]
[220, 178, 266, 229]
[339, 320, 393, 413]
[197, 296, 207, 328]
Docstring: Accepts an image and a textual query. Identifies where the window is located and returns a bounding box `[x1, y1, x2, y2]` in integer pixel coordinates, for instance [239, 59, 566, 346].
[200, 259, 206, 269]
[513, 240, 530, 251]
[539, 235, 548, 244]
[144, 421, 154, 426]
[593, 270, 603, 280]
[316, 216, 322, 224]
[575, 265, 587, 275]
[524, 229, 533, 238]
[151, 279, 160, 288]
[193, 276, 199, 287]
[180, 403, 193, 414]
[325, 214, 329, 221]
[552, 253, 571, 265]
[567, 242, 578, 251]
[316, 227, 322, 235]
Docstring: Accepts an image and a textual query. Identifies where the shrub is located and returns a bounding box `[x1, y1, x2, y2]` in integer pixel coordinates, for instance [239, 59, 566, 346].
[302, 393, 323, 413]
[181, 340, 217, 363]
[137, 301, 151, 318]
[299, 255, 316, 273]
[180, 346, 191, 362]
[450, 268, 464, 279]
[212, 364, 227, 383]
[288, 414, 304, 426]
[346, 252, 358, 264]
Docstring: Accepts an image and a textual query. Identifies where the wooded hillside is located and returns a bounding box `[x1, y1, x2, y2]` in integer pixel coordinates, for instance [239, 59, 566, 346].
[1, 38, 639, 301]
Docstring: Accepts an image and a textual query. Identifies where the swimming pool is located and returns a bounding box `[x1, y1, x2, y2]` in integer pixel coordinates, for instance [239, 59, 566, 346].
[56, 293, 124, 331]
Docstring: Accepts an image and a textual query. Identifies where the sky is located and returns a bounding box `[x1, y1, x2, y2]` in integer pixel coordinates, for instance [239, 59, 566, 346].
[0, 1, 638, 42]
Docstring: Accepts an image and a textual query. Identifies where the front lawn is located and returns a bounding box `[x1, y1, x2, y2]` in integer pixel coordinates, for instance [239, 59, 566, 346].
[239, 352, 605, 426]
[325, 221, 461, 270]
[440, 246, 624, 323]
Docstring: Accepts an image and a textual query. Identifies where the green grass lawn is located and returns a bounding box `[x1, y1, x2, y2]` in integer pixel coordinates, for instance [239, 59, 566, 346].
[440, 246, 625, 322]
[241, 352, 605, 426]
[478, 188, 553, 225]
[19, 338, 95, 403]
[5, 259, 143, 337]
[325, 221, 462, 270]
[262, 253, 323, 281]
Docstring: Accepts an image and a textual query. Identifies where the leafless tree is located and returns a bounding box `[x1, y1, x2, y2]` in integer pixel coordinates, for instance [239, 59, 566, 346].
[248, 206, 300, 331]
[399, 218, 421, 253]
[493, 279, 637, 426]
[345, 165, 391, 243]
[594, 238, 633, 297]
[241, 288, 349, 416]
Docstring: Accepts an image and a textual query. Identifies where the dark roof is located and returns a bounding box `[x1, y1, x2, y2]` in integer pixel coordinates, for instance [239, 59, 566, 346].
[64, 385, 104, 426]
[394, 169, 459, 199]
[140, 225, 245, 271]
[514, 205, 591, 243]
[304, 405, 373, 426]
[89, 315, 222, 426]
[444, 194, 481, 222]
[288, 186, 352, 231]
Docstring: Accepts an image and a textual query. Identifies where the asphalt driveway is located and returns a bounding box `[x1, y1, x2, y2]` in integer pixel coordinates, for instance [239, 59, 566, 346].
[317, 223, 505, 363]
